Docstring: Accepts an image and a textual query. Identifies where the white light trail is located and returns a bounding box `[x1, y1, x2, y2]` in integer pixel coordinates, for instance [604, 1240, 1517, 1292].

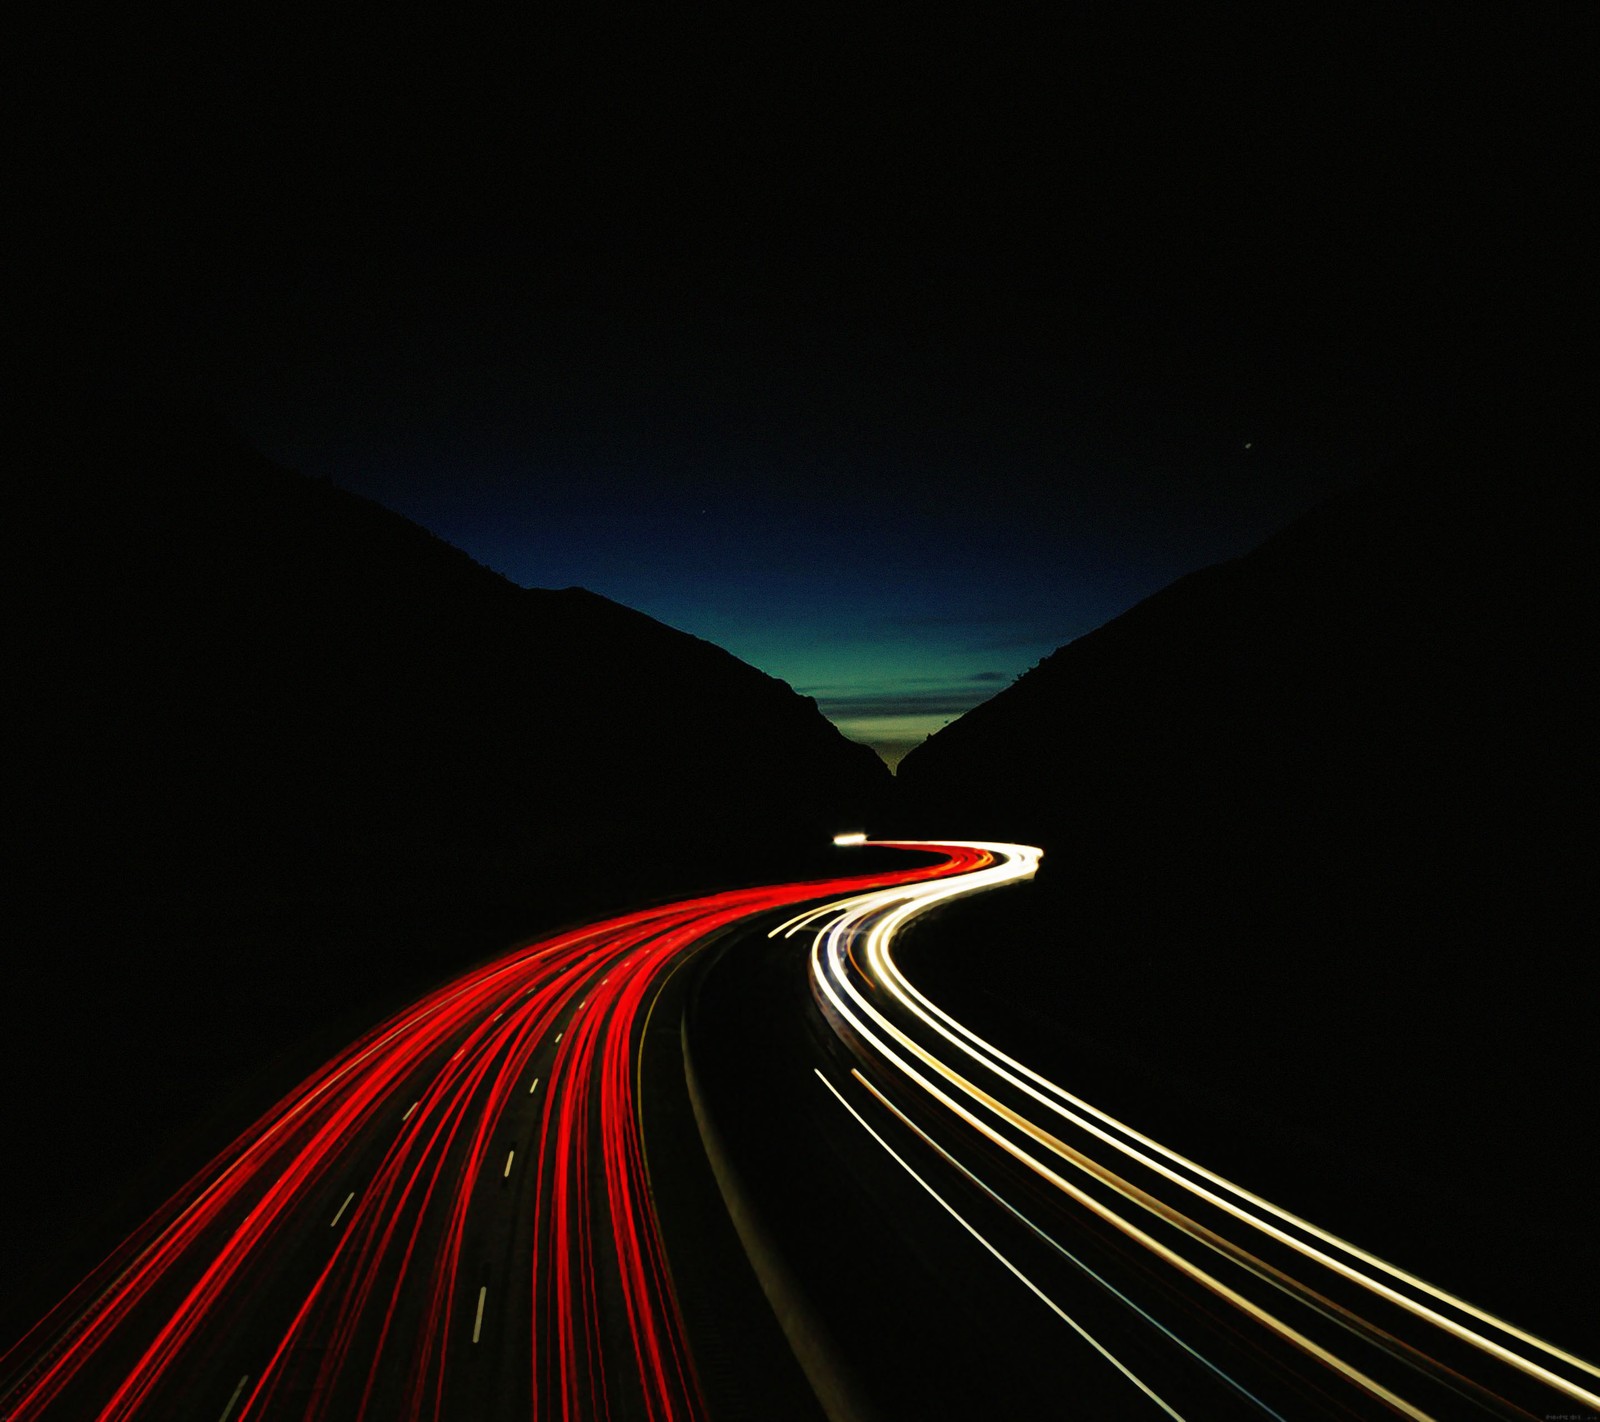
[816, 1069, 1188, 1421]
[802, 840, 1600, 1414]
[849, 1068, 1290, 1421]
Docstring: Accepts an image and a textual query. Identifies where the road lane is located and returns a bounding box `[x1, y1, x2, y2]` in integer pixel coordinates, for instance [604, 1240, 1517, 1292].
[733, 839, 1600, 1420]
[0, 847, 986, 1420]
[11, 837, 1585, 1420]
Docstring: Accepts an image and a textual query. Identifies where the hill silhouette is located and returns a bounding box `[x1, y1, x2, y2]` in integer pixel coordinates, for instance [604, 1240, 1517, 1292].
[895, 380, 1595, 1341]
[2, 353, 889, 1340]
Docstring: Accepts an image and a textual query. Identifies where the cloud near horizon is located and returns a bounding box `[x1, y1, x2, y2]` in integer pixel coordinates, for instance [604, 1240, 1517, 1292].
[807, 687, 997, 722]
[804, 680, 1009, 771]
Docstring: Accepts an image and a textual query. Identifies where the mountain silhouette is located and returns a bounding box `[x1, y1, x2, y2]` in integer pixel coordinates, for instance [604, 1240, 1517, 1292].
[10, 367, 887, 926]
[898, 384, 1591, 950]
[895, 378, 1594, 1337]
[2, 352, 889, 1335]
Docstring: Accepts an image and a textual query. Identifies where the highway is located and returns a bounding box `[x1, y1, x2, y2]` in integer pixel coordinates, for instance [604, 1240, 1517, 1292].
[0, 845, 986, 1421]
[692, 840, 1600, 1421]
[4, 839, 1594, 1420]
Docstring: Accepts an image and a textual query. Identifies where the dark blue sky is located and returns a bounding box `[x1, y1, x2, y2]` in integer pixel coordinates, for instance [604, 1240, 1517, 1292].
[13, 9, 1591, 763]
[239, 347, 1382, 764]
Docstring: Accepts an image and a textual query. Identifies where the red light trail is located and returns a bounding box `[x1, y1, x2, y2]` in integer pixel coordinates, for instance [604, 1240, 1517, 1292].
[0, 845, 989, 1420]
[8, 840, 1593, 1418]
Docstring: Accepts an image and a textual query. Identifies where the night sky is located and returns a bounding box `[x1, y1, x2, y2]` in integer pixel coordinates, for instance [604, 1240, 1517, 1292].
[11, 9, 1592, 765]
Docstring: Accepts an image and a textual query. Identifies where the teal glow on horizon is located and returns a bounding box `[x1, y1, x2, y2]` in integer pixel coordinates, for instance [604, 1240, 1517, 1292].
[248, 413, 1354, 773]
[569, 590, 1070, 770]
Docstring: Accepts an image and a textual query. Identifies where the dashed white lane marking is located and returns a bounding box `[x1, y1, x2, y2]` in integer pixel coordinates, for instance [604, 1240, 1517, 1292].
[218, 1374, 250, 1421]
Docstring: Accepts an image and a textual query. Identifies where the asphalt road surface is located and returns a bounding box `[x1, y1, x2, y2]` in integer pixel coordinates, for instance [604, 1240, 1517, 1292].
[687, 844, 1600, 1422]
[4, 841, 1594, 1421]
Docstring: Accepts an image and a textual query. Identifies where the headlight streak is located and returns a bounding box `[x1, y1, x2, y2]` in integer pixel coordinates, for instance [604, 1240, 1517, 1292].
[841, 1066, 1292, 1422]
[813, 1069, 1190, 1422]
[804, 841, 1599, 1420]
[0, 851, 984, 1421]
[837, 971, 1545, 1411]
[11, 838, 1579, 1418]
[808, 904, 1441, 1420]
[866, 914, 1600, 1393]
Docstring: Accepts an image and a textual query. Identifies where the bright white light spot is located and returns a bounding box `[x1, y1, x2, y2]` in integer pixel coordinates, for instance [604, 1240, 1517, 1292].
[833, 832, 868, 846]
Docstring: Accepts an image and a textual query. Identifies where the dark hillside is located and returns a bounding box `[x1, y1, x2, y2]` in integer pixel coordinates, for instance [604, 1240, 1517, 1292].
[895, 384, 1595, 1341]
[9, 364, 889, 922]
[1, 353, 889, 1340]
[898, 385, 1591, 949]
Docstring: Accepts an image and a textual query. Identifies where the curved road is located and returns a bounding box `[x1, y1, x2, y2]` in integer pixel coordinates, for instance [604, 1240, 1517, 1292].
[0, 846, 985, 1420]
[692, 842, 1600, 1422]
[3, 840, 1594, 1420]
